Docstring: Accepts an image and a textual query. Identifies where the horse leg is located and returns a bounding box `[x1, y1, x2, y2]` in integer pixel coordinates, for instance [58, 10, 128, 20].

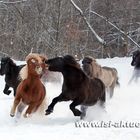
[13, 88, 17, 97]
[3, 84, 11, 95]
[16, 102, 27, 118]
[69, 100, 82, 116]
[23, 103, 37, 118]
[80, 105, 88, 120]
[45, 94, 69, 115]
[10, 97, 21, 117]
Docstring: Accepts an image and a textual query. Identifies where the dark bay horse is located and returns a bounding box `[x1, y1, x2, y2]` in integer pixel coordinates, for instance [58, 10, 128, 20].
[45, 55, 105, 119]
[10, 55, 46, 118]
[0, 57, 25, 96]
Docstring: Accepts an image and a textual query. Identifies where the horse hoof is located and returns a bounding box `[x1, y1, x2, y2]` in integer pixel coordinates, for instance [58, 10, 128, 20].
[23, 113, 30, 118]
[10, 114, 15, 117]
[4, 90, 11, 95]
[45, 109, 52, 115]
[74, 110, 82, 116]
[45, 112, 50, 115]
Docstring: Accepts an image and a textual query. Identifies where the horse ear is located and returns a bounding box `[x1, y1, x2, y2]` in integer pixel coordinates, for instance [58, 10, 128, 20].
[8, 59, 16, 66]
[63, 55, 80, 69]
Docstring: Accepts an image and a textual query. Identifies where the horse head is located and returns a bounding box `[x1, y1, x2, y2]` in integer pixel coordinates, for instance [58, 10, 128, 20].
[27, 57, 43, 76]
[82, 56, 94, 65]
[45, 56, 64, 72]
[0, 57, 16, 75]
[131, 50, 140, 68]
[45, 55, 80, 72]
[82, 56, 96, 77]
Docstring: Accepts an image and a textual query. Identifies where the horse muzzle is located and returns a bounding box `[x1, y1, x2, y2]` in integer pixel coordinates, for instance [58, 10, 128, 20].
[35, 66, 43, 75]
[131, 61, 136, 66]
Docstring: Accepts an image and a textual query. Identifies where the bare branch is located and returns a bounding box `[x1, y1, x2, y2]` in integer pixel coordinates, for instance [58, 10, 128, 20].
[70, 0, 106, 46]
[90, 10, 140, 49]
[0, 0, 27, 4]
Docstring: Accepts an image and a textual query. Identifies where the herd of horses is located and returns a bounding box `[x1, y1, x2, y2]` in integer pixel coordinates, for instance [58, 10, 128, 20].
[0, 50, 140, 120]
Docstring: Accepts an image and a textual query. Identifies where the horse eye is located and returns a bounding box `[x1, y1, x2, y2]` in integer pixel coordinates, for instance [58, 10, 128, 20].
[31, 59, 36, 63]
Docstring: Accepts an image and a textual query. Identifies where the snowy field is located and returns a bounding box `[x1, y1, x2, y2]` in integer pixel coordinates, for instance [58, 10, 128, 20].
[0, 57, 140, 140]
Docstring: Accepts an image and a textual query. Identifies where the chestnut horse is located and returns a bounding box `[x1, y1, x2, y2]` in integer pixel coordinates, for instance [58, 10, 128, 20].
[10, 55, 46, 118]
[19, 53, 62, 84]
[45, 55, 105, 119]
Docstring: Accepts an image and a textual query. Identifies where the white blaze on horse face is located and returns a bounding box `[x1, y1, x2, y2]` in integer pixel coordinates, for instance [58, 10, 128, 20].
[35, 66, 42, 75]
[31, 59, 36, 63]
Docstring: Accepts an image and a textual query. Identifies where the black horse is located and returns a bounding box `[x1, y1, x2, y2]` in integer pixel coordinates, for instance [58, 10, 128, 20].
[45, 55, 105, 119]
[0, 57, 25, 96]
[131, 50, 140, 67]
[129, 50, 140, 84]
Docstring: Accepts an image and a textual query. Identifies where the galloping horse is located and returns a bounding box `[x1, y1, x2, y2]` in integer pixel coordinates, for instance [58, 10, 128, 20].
[45, 55, 105, 119]
[82, 56, 119, 98]
[10, 54, 46, 118]
[0, 57, 25, 96]
[19, 53, 47, 81]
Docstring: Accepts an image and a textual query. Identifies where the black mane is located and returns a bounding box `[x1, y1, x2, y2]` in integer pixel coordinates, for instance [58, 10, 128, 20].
[63, 55, 80, 69]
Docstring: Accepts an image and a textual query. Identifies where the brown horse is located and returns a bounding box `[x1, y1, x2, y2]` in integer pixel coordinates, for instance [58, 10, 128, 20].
[82, 56, 119, 98]
[10, 54, 46, 118]
[45, 55, 105, 119]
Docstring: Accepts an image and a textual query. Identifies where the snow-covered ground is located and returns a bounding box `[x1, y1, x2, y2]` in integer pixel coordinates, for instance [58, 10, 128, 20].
[0, 57, 140, 140]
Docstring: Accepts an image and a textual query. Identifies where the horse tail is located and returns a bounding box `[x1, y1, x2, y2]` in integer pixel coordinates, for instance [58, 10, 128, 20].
[99, 81, 106, 107]
[113, 68, 120, 87]
[116, 77, 120, 87]
[99, 90, 106, 107]
[100, 91, 106, 102]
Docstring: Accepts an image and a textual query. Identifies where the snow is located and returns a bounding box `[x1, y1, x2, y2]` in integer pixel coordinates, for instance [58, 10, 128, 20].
[0, 57, 140, 140]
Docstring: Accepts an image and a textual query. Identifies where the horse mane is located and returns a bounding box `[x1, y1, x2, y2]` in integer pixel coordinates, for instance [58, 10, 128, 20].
[1, 57, 16, 66]
[83, 56, 102, 78]
[63, 55, 81, 70]
[19, 65, 28, 80]
[25, 53, 43, 63]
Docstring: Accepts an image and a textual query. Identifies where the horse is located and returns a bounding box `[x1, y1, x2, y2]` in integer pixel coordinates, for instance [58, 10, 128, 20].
[82, 56, 119, 98]
[128, 50, 140, 84]
[10, 54, 46, 118]
[19, 53, 62, 84]
[45, 55, 105, 119]
[0, 57, 25, 96]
